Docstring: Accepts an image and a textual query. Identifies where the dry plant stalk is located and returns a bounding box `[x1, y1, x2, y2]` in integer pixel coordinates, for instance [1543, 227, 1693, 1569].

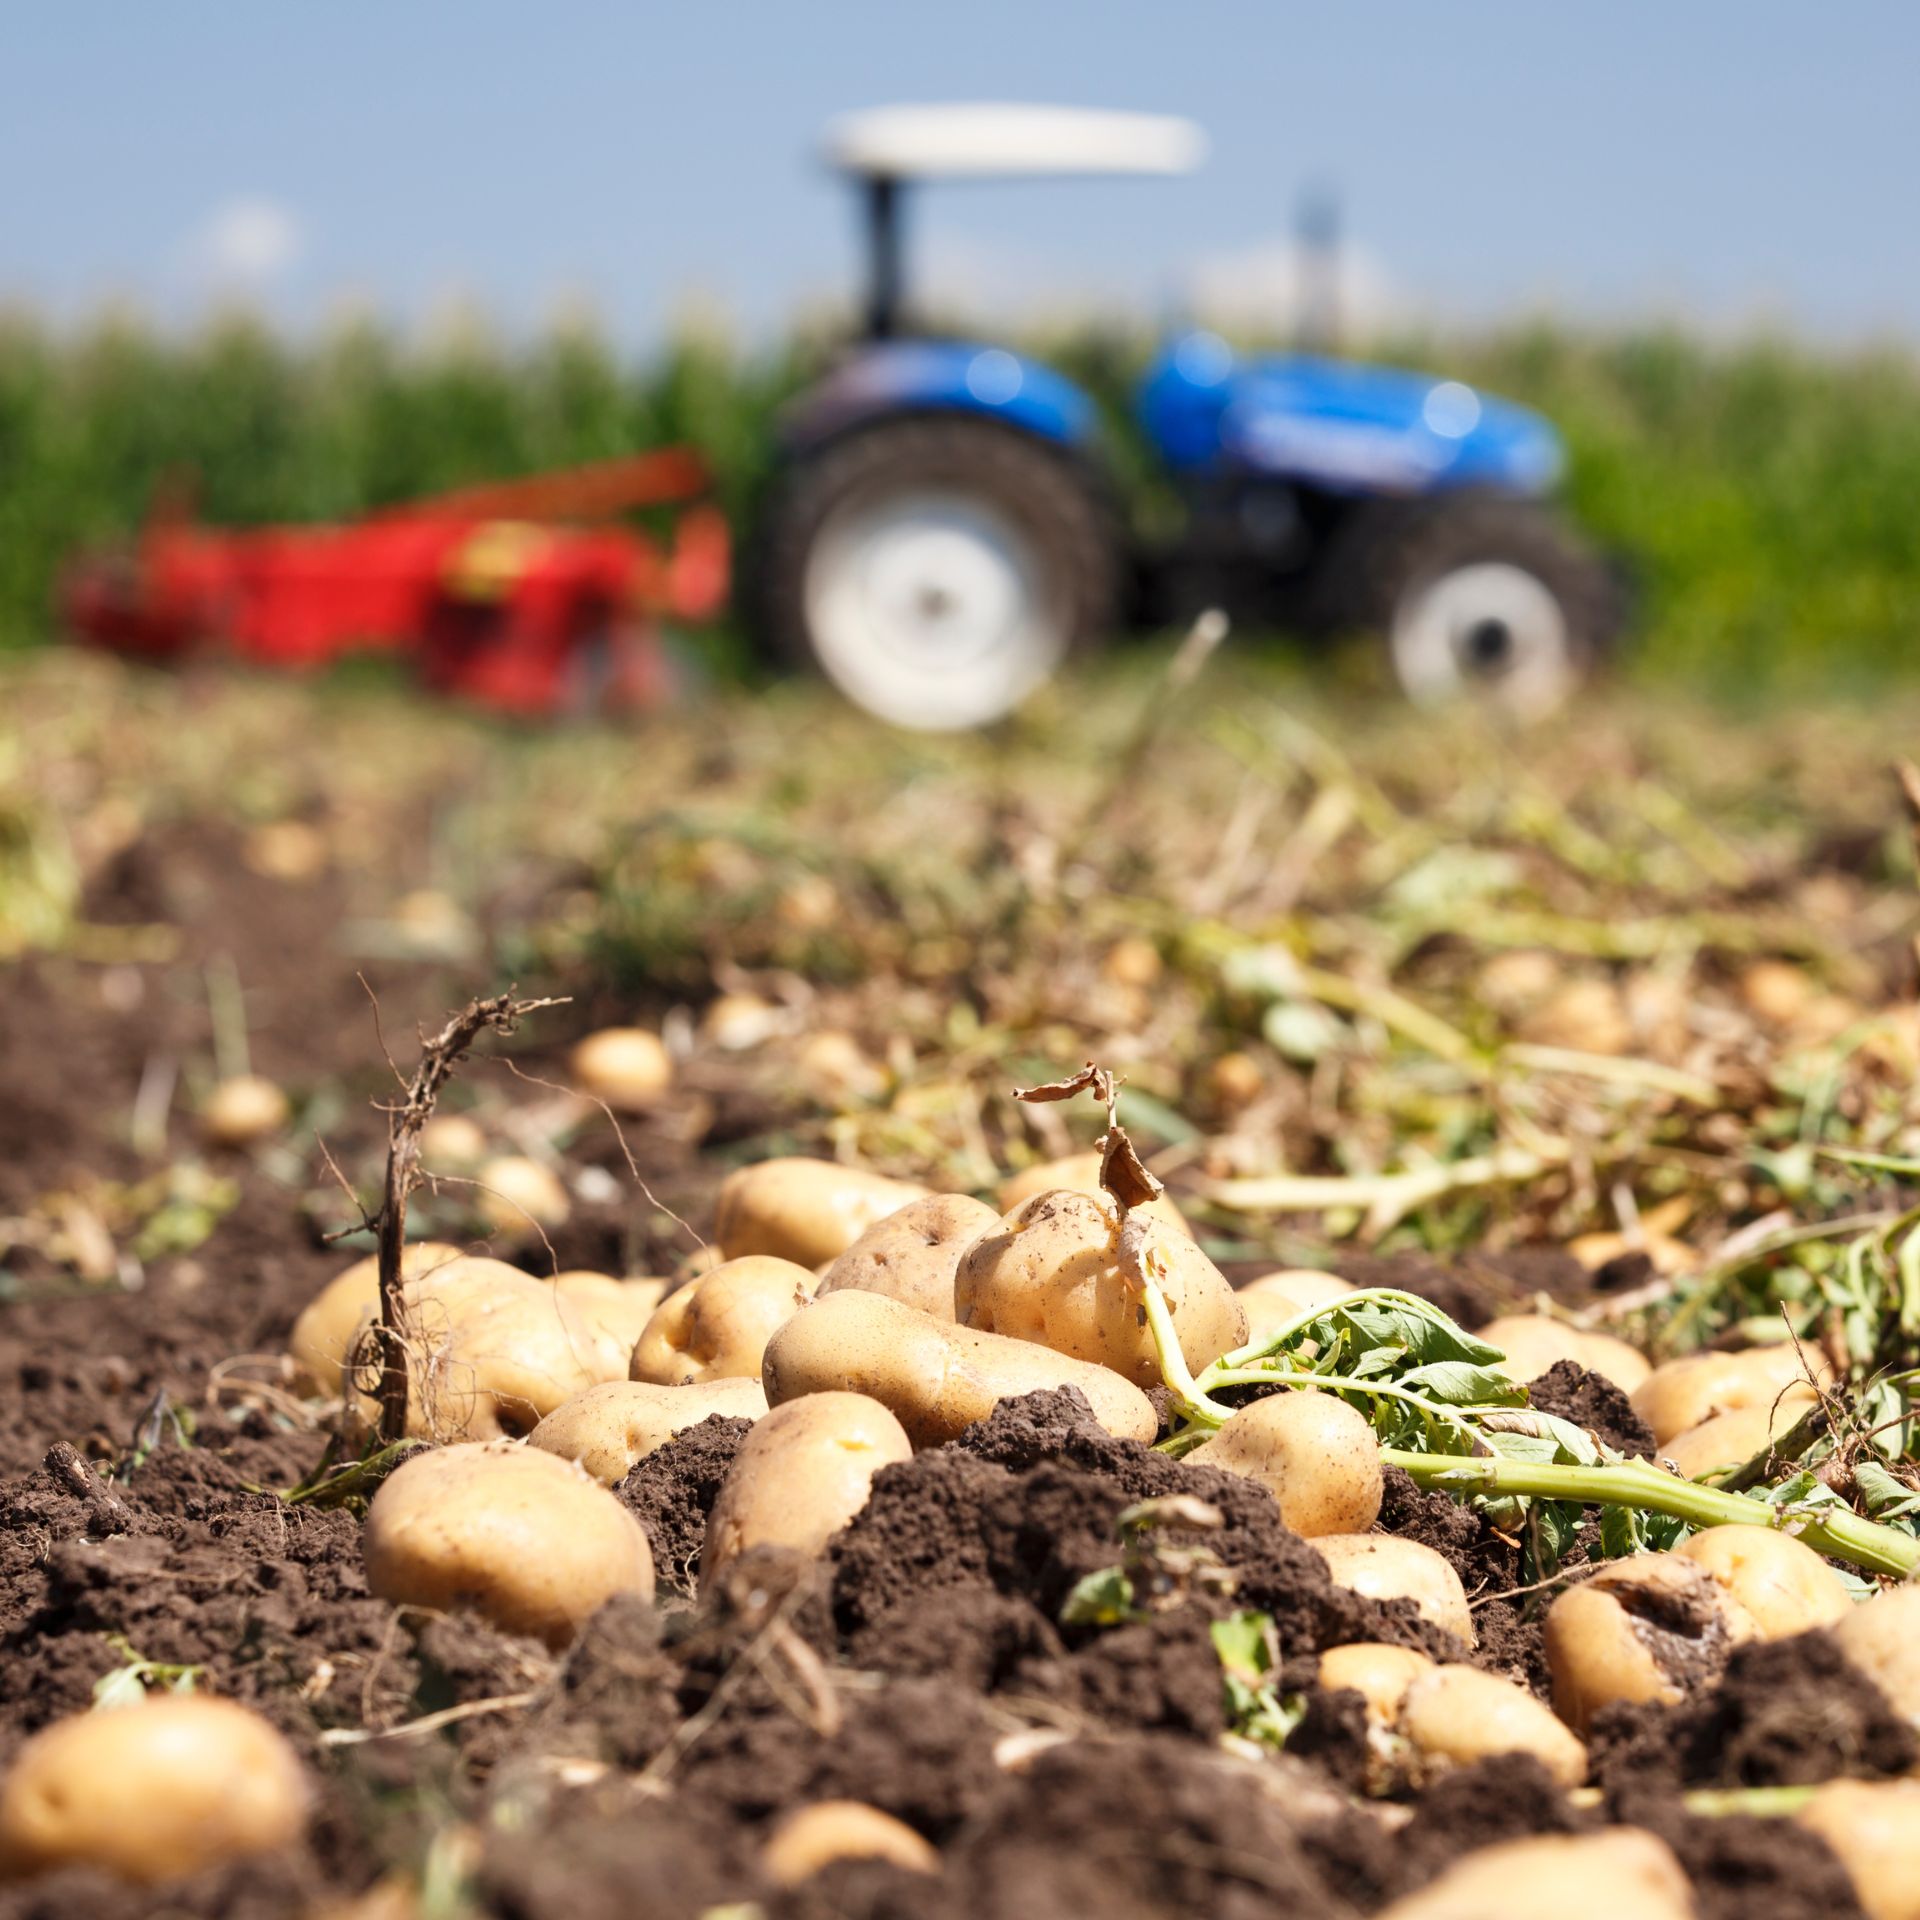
[364, 990, 563, 1443]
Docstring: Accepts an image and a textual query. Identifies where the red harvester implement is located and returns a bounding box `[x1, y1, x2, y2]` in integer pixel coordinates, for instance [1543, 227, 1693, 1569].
[61, 448, 729, 717]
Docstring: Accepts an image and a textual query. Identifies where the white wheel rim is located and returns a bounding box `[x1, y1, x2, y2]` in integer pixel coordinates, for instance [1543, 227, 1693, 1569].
[1390, 561, 1578, 720]
[804, 489, 1065, 730]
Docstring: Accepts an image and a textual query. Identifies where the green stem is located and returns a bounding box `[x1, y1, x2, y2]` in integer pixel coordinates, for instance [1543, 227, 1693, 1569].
[1203, 1368, 1485, 1450]
[1680, 1785, 1817, 1818]
[1380, 1447, 1920, 1580]
[1139, 1279, 1220, 1428]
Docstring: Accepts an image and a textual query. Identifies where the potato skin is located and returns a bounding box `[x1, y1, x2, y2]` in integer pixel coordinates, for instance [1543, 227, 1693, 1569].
[1796, 1778, 1920, 1920]
[815, 1192, 999, 1321]
[1190, 1393, 1383, 1537]
[704, 1392, 912, 1573]
[761, 1802, 938, 1887]
[1631, 1344, 1824, 1446]
[954, 1188, 1247, 1389]
[714, 1157, 929, 1267]
[1311, 1535, 1474, 1645]
[1675, 1524, 1850, 1638]
[287, 1241, 463, 1396]
[1831, 1584, 1920, 1725]
[528, 1378, 769, 1483]
[997, 1151, 1190, 1236]
[630, 1256, 816, 1385]
[1478, 1315, 1650, 1397]
[569, 1026, 672, 1111]
[363, 1440, 654, 1648]
[0, 1695, 309, 1885]
[1375, 1829, 1694, 1920]
[760, 1289, 1157, 1446]
[1662, 1399, 1809, 1479]
[1397, 1665, 1588, 1787]
[1317, 1642, 1435, 1724]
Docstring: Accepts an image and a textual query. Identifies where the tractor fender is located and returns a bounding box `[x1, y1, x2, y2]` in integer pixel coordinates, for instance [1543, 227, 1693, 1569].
[780, 341, 1101, 455]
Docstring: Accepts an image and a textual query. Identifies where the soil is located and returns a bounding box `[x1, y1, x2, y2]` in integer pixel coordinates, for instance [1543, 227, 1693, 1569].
[1526, 1358, 1658, 1457]
[0, 815, 1903, 1920]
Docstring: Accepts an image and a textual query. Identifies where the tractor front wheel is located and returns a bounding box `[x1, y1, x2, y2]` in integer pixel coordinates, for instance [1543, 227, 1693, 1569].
[755, 416, 1117, 731]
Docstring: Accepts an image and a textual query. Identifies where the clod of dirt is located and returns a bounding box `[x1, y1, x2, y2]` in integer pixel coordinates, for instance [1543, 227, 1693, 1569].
[616, 1414, 755, 1594]
[1526, 1359, 1657, 1458]
[1379, 1754, 1594, 1899]
[1609, 1802, 1868, 1920]
[1590, 1629, 1919, 1792]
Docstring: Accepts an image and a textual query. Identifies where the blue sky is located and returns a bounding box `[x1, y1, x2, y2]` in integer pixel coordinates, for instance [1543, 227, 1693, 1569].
[4, 3, 1916, 342]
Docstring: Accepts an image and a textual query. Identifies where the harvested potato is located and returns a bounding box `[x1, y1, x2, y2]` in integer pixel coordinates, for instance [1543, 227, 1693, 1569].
[815, 1191, 998, 1321]
[996, 1150, 1189, 1236]
[201, 1073, 291, 1148]
[1797, 1778, 1920, 1920]
[702, 990, 785, 1051]
[325, 1256, 612, 1441]
[1544, 1551, 1756, 1733]
[287, 1241, 463, 1395]
[1189, 1393, 1383, 1537]
[570, 1026, 672, 1111]
[528, 1377, 769, 1483]
[1375, 1828, 1693, 1920]
[1240, 1269, 1356, 1312]
[418, 1114, 487, 1168]
[1207, 1050, 1265, 1110]
[1631, 1344, 1825, 1446]
[1675, 1524, 1850, 1637]
[1311, 1535, 1474, 1645]
[760, 1288, 1157, 1446]
[363, 1440, 653, 1647]
[475, 1155, 571, 1235]
[1397, 1664, 1588, 1787]
[551, 1271, 669, 1355]
[1478, 1314, 1650, 1397]
[704, 1393, 912, 1572]
[0, 1695, 308, 1884]
[954, 1188, 1247, 1389]
[794, 1030, 887, 1102]
[715, 1157, 929, 1267]
[631, 1256, 816, 1385]
[1317, 1642, 1435, 1725]
[761, 1801, 938, 1887]
[1830, 1584, 1920, 1724]
[1663, 1399, 1809, 1479]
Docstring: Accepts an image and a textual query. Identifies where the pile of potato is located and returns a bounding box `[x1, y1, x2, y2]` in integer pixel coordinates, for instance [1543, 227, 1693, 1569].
[6, 1137, 1905, 1912]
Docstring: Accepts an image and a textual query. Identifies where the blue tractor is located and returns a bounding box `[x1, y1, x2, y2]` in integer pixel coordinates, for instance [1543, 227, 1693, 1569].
[755, 105, 1617, 730]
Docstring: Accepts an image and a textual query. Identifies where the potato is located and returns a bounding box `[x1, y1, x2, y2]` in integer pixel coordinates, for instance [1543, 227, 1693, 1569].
[794, 1030, 887, 1102]
[202, 1073, 291, 1148]
[0, 1695, 308, 1884]
[1189, 1393, 1382, 1537]
[715, 1157, 929, 1267]
[570, 1026, 672, 1111]
[997, 1150, 1190, 1236]
[1663, 1399, 1810, 1479]
[760, 1288, 1157, 1446]
[1478, 1314, 1650, 1397]
[1544, 1551, 1757, 1733]
[1397, 1664, 1588, 1787]
[761, 1801, 938, 1887]
[1317, 1642, 1435, 1724]
[954, 1188, 1247, 1389]
[475, 1154, 572, 1235]
[363, 1440, 653, 1647]
[1796, 1778, 1920, 1920]
[287, 1241, 464, 1395]
[347, 1256, 612, 1441]
[631, 1256, 816, 1385]
[704, 1392, 912, 1572]
[528, 1378, 769, 1484]
[1240, 1269, 1356, 1312]
[1310, 1535, 1474, 1645]
[1830, 1584, 1920, 1724]
[1375, 1829, 1694, 1920]
[815, 1192, 999, 1321]
[1631, 1344, 1825, 1446]
[418, 1113, 487, 1168]
[552, 1271, 670, 1355]
[1675, 1524, 1851, 1637]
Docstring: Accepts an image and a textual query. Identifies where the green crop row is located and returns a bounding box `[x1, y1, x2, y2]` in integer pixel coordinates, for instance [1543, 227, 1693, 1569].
[4, 304, 1919, 689]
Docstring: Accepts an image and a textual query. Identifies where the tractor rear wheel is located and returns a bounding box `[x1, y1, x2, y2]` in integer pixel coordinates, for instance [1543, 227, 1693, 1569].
[755, 416, 1117, 730]
[1332, 496, 1621, 720]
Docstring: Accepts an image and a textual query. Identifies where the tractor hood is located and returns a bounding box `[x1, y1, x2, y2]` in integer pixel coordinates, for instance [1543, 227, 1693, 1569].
[1140, 331, 1565, 497]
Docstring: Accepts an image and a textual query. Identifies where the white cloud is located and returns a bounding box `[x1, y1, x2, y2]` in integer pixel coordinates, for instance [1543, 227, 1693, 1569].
[193, 197, 304, 286]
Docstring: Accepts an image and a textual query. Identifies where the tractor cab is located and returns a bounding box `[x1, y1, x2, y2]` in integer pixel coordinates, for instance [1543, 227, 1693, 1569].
[758, 104, 1614, 731]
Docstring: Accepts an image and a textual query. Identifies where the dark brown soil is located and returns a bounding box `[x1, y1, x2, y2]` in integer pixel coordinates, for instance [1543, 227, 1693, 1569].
[616, 1414, 755, 1593]
[1526, 1358, 1658, 1457]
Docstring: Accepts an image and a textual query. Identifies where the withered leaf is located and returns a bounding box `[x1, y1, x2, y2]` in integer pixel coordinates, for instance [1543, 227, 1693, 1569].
[1101, 1124, 1164, 1210]
[1012, 1062, 1111, 1106]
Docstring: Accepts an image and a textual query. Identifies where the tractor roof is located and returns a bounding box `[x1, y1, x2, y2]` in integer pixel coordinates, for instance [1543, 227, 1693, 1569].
[823, 103, 1206, 181]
